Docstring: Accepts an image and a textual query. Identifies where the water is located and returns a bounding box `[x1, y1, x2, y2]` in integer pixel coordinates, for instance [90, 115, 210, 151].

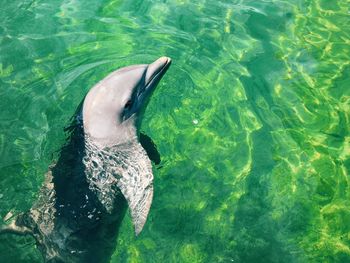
[0, 0, 349, 262]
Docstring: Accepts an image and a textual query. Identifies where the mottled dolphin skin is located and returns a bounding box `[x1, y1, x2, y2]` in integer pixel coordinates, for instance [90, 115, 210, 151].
[0, 57, 171, 263]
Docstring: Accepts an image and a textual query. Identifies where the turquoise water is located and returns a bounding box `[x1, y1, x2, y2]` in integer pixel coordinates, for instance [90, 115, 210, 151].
[0, 0, 349, 262]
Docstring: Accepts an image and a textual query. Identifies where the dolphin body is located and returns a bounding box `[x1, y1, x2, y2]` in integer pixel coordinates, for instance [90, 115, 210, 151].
[0, 57, 171, 263]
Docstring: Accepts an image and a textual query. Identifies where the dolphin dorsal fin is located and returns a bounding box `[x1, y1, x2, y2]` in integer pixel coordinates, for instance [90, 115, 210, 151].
[115, 142, 154, 235]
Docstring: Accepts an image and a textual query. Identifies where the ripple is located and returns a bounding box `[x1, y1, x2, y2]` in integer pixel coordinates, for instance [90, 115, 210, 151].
[0, 0, 349, 262]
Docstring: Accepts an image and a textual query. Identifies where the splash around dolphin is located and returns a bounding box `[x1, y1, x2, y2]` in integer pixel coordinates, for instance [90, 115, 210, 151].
[0, 56, 171, 262]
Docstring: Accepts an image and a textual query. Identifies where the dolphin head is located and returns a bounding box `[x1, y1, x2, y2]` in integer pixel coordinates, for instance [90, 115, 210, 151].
[82, 57, 171, 147]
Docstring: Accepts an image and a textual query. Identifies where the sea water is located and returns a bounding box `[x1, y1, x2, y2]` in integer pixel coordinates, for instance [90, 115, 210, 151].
[0, 0, 349, 262]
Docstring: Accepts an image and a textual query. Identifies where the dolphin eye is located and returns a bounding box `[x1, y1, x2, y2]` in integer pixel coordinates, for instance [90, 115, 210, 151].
[124, 100, 133, 109]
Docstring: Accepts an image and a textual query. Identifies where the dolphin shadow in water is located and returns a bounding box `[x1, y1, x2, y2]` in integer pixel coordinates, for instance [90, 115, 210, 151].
[0, 57, 171, 263]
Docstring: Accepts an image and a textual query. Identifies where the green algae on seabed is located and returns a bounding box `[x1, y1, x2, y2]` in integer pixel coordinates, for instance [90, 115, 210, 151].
[0, 0, 349, 262]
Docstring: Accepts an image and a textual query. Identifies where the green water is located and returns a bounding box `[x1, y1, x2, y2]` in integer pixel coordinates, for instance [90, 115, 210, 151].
[0, 0, 349, 262]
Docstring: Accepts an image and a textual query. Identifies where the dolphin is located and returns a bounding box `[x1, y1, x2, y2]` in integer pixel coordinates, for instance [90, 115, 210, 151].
[0, 56, 172, 263]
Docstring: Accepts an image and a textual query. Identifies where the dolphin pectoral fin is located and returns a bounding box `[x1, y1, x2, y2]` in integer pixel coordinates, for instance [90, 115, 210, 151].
[139, 132, 161, 165]
[129, 185, 153, 236]
[0, 216, 32, 236]
[118, 183, 154, 236]
[116, 143, 154, 235]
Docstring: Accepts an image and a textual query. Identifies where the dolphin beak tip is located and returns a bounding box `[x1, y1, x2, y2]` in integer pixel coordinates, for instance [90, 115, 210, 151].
[157, 56, 172, 66]
[145, 56, 172, 88]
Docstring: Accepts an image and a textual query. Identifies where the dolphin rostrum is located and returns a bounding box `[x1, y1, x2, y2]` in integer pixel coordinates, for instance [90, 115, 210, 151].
[0, 56, 172, 262]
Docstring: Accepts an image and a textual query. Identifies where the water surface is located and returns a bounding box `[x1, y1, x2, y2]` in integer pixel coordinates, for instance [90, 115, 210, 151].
[0, 0, 349, 262]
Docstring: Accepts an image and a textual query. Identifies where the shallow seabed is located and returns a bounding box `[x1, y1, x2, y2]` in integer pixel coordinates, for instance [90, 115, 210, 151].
[0, 0, 349, 262]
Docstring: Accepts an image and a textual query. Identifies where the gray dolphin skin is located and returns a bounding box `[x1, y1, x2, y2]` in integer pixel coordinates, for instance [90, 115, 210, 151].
[0, 56, 171, 263]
